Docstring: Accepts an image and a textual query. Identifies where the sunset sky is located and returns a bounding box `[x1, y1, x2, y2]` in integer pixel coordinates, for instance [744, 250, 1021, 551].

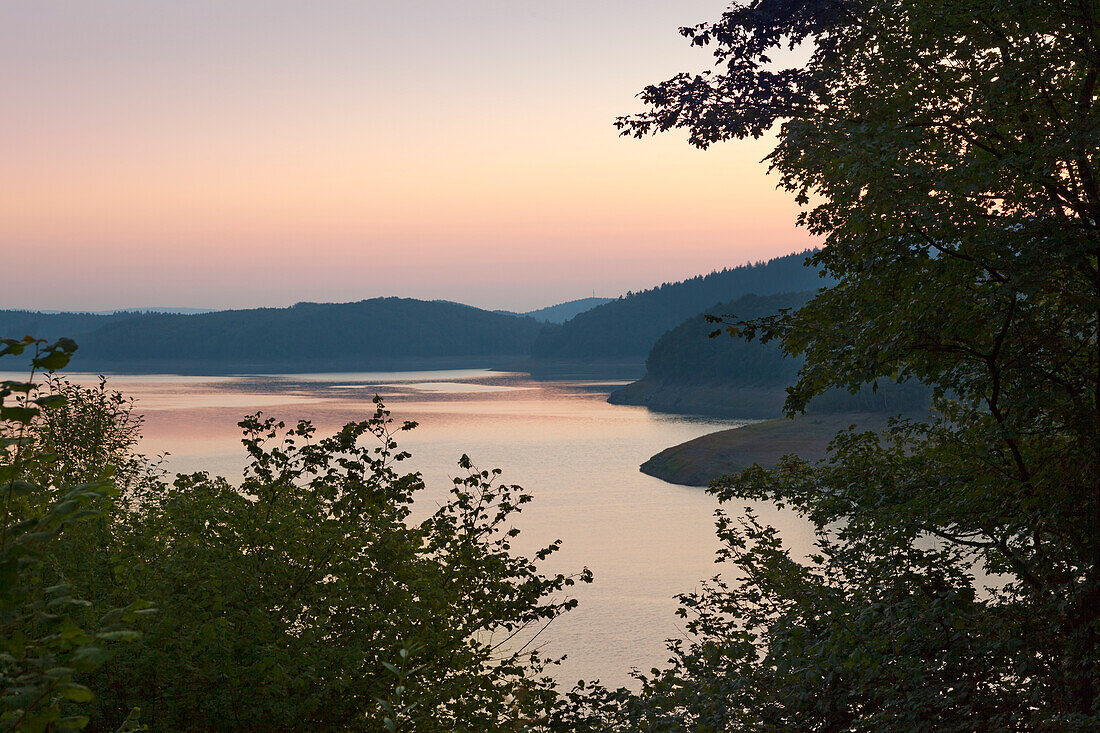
[2, 1, 816, 312]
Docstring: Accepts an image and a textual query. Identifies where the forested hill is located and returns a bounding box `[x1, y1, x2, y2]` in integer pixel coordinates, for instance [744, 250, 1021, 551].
[528, 250, 827, 366]
[644, 291, 812, 386]
[0, 310, 134, 344]
[493, 297, 613, 324]
[521, 297, 613, 324]
[611, 290, 930, 418]
[0, 299, 544, 373]
[1, 253, 827, 375]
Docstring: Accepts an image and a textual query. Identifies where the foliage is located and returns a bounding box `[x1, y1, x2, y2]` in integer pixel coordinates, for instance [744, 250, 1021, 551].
[32, 389, 591, 732]
[0, 337, 145, 733]
[554, 0, 1100, 729]
[27, 376, 163, 504]
[4, 343, 593, 730]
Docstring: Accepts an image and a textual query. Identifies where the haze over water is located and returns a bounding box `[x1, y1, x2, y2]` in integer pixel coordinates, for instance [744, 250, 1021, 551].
[8, 368, 818, 687]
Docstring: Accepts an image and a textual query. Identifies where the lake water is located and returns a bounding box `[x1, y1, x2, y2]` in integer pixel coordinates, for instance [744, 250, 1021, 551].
[8, 368, 817, 688]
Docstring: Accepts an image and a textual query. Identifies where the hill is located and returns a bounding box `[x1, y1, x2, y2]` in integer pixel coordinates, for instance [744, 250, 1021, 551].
[610, 290, 930, 418]
[0, 310, 131, 344]
[526, 251, 827, 376]
[522, 297, 613, 324]
[1, 299, 544, 373]
[37, 307, 215, 315]
[493, 297, 613, 324]
[608, 291, 810, 417]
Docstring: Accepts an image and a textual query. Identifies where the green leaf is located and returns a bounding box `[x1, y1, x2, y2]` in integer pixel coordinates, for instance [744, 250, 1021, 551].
[32, 350, 72, 372]
[1, 381, 35, 393]
[33, 394, 68, 409]
[0, 339, 30, 357]
[45, 583, 75, 595]
[3, 480, 38, 497]
[54, 715, 91, 729]
[1, 405, 40, 423]
[50, 337, 78, 353]
[70, 644, 110, 672]
[56, 682, 94, 703]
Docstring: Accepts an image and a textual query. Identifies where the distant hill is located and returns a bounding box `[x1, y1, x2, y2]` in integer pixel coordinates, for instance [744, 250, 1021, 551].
[494, 297, 613, 324]
[0, 251, 845, 378]
[527, 250, 828, 375]
[611, 290, 929, 418]
[1, 298, 543, 373]
[0, 310, 132, 344]
[522, 297, 613, 324]
[36, 307, 215, 316]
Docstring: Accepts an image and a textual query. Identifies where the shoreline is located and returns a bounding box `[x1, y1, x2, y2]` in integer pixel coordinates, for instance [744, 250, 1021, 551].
[640, 411, 912, 487]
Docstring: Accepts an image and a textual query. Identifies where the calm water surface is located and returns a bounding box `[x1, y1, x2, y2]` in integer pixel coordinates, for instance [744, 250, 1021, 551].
[16, 369, 816, 687]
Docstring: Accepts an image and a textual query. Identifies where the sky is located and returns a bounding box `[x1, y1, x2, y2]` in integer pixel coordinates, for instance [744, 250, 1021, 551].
[1, 1, 817, 312]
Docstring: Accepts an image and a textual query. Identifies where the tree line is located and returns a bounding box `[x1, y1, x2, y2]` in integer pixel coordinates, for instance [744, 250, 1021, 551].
[637, 290, 930, 414]
[530, 250, 828, 361]
[1, 255, 829, 375]
[0, 300, 545, 373]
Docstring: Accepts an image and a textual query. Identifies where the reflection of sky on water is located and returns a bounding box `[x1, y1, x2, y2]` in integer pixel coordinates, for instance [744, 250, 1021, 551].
[13, 369, 815, 688]
[329, 382, 524, 394]
[256, 368, 504, 383]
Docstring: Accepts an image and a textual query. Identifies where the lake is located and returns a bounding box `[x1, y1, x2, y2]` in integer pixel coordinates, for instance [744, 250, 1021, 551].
[9, 368, 817, 688]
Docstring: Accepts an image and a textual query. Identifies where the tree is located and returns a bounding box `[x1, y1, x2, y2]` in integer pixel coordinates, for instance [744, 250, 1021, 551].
[27, 383, 591, 732]
[1, 337, 147, 733]
[559, 0, 1098, 728]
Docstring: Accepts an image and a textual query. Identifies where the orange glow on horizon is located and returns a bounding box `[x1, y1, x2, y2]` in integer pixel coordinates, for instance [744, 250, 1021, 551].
[1, 1, 819, 311]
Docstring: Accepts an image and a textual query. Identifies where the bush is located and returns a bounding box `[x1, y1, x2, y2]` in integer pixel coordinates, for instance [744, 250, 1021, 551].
[22, 374, 589, 731]
[1, 337, 147, 733]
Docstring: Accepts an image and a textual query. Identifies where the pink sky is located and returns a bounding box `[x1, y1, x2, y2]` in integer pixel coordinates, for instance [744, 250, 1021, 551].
[1, 1, 817, 312]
